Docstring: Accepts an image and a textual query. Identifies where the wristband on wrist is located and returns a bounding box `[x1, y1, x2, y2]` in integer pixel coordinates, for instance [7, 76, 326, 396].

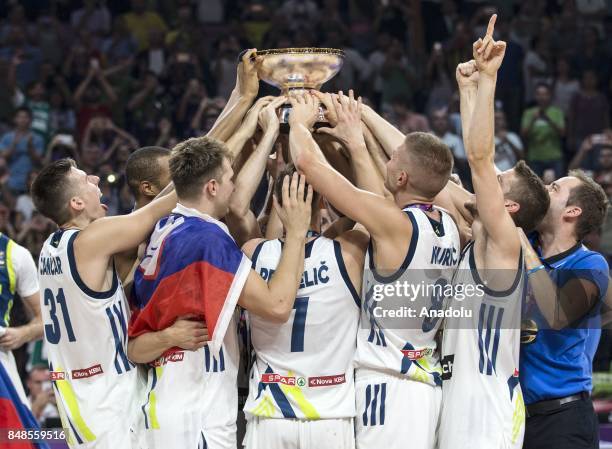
[527, 264, 545, 276]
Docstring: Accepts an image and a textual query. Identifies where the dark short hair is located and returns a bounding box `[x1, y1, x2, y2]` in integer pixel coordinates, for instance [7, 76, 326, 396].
[404, 132, 453, 198]
[534, 82, 552, 92]
[506, 160, 550, 232]
[169, 137, 228, 201]
[31, 158, 77, 225]
[125, 146, 170, 196]
[14, 106, 32, 118]
[567, 170, 609, 240]
[274, 163, 312, 207]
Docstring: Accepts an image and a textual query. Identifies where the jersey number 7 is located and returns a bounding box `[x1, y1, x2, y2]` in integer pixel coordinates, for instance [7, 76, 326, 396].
[291, 297, 310, 352]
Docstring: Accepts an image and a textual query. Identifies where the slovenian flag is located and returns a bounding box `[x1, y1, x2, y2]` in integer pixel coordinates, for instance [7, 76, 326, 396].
[0, 361, 50, 449]
[129, 205, 251, 356]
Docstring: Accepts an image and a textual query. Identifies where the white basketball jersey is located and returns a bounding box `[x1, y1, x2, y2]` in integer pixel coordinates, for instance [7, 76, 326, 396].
[244, 236, 360, 420]
[139, 314, 240, 449]
[439, 241, 525, 449]
[38, 229, 138, 448]
[355, 207, 460, 386]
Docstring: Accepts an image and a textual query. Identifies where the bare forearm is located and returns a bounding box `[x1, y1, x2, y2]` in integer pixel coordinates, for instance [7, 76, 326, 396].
[128, 330, 173, 364]
[97, 75, 117, 103]
[467, 75, 496, 163]
[231, 130, 277, 215]
[18, 316, 43, 342]
[459, 87, 477, 147]
[225, 125, 254, 159]
[349, 141, 385, 196]
[361, 106, 404, 157]
[266, 232, 305, 319]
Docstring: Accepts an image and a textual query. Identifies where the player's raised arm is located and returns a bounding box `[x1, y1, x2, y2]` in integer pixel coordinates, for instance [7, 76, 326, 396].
[227, 97, 286, 245]
[456, 59, 479, 149]
[315, 90, 386, 196]
[289, 94, 408, 243]
[238, 173, 311, 322]
[206, 48, 261, 142]
[467, 15, 520, 258]
[360, 103, 405, 159]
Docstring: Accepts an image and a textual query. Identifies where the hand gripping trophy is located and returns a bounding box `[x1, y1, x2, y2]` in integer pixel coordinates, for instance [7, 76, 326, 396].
[246, 47, 345, 130]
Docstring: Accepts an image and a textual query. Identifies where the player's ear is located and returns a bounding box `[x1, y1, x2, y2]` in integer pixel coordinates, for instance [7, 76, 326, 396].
[69, 195, 85, 212]
[563, 204, 582, 219]
[504, 199, 519, 214]
[205, 179, 218, 197]
[397, 170, 408, 188]
[140, 180, 155, 197]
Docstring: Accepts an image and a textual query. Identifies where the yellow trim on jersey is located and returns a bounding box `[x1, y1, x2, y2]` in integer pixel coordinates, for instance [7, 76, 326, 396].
[54, 366, 96, 442]
[511, 390, 525, 444]
[251, 395, 277, 418]
[279, 371, 320, 419]
[3, 239, 15, 326]
[55, 394, 76, 446]
[147, 366, 163, 429]
[6, 239, 15, 294]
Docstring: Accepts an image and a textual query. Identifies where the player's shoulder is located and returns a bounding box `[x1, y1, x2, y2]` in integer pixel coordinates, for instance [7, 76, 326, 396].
[568, 246, 609, 272]
[242, 238, 267, 259]
[335, 228, 369, 259]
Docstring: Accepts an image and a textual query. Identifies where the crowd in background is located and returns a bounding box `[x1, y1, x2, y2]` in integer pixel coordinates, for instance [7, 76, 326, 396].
[0, 0, 610, 427]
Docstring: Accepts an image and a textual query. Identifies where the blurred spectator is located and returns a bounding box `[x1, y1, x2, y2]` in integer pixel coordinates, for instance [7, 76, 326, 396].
[70, 0, 111, 37]
[322, 28, 371, 94]
[0, 108, 44, 194]
[121, 0, 168, 52]
[100, 17, 137, 66]
[568, 69, 610, 154]
[378, 39, 416, 109]
[166, 5, 204, 54]
[425, 41, 453, 113]
[391, 96, 429, 134]
[429, 106, 468, 181]
[429, 106, 465, 160]
[196, 0, 225, 25]
[368, 32, 392, 107]
[213, 36, 242, 100]
[523, 38, 553, 104]
[551, 57, 580, 117]
[280, 0, 319, 29]
[495, 21, 524, 132]
[21, 81, 50, 143]
[521, 83, 565, 178]
[495, 109, 524, 171]
[569, 130, 612, 174]
[0, 28, 42, 89]
[73, 60, 118, 138]
[26, 366, 59, 425]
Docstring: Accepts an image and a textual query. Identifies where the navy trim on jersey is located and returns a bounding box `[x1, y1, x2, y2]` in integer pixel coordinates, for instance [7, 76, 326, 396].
[66, 231, 119, 299]
[469, 245, 523, 297]
[305, 237, 319, 258]
[541, 241, 582, 265]
[333, 240, 361, 307]
[250, 240, 267, 269]
[368, 209, 419, 283]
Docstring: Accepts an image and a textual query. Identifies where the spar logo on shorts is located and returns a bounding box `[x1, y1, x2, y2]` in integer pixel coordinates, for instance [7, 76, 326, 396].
[49, 371, 66, 381]
[261, 373, 296, 385]
[401, 348, 433, 360]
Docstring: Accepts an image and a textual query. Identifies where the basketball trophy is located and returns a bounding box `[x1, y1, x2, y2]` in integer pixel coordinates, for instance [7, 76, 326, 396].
[253, 48, 345, 130]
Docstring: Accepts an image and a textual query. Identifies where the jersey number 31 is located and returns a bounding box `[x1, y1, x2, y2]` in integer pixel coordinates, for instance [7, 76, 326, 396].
[44, 288, 76, 344]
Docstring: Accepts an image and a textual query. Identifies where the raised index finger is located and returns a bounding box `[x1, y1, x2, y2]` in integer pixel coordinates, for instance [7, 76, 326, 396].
[485, 14, 497, 38]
